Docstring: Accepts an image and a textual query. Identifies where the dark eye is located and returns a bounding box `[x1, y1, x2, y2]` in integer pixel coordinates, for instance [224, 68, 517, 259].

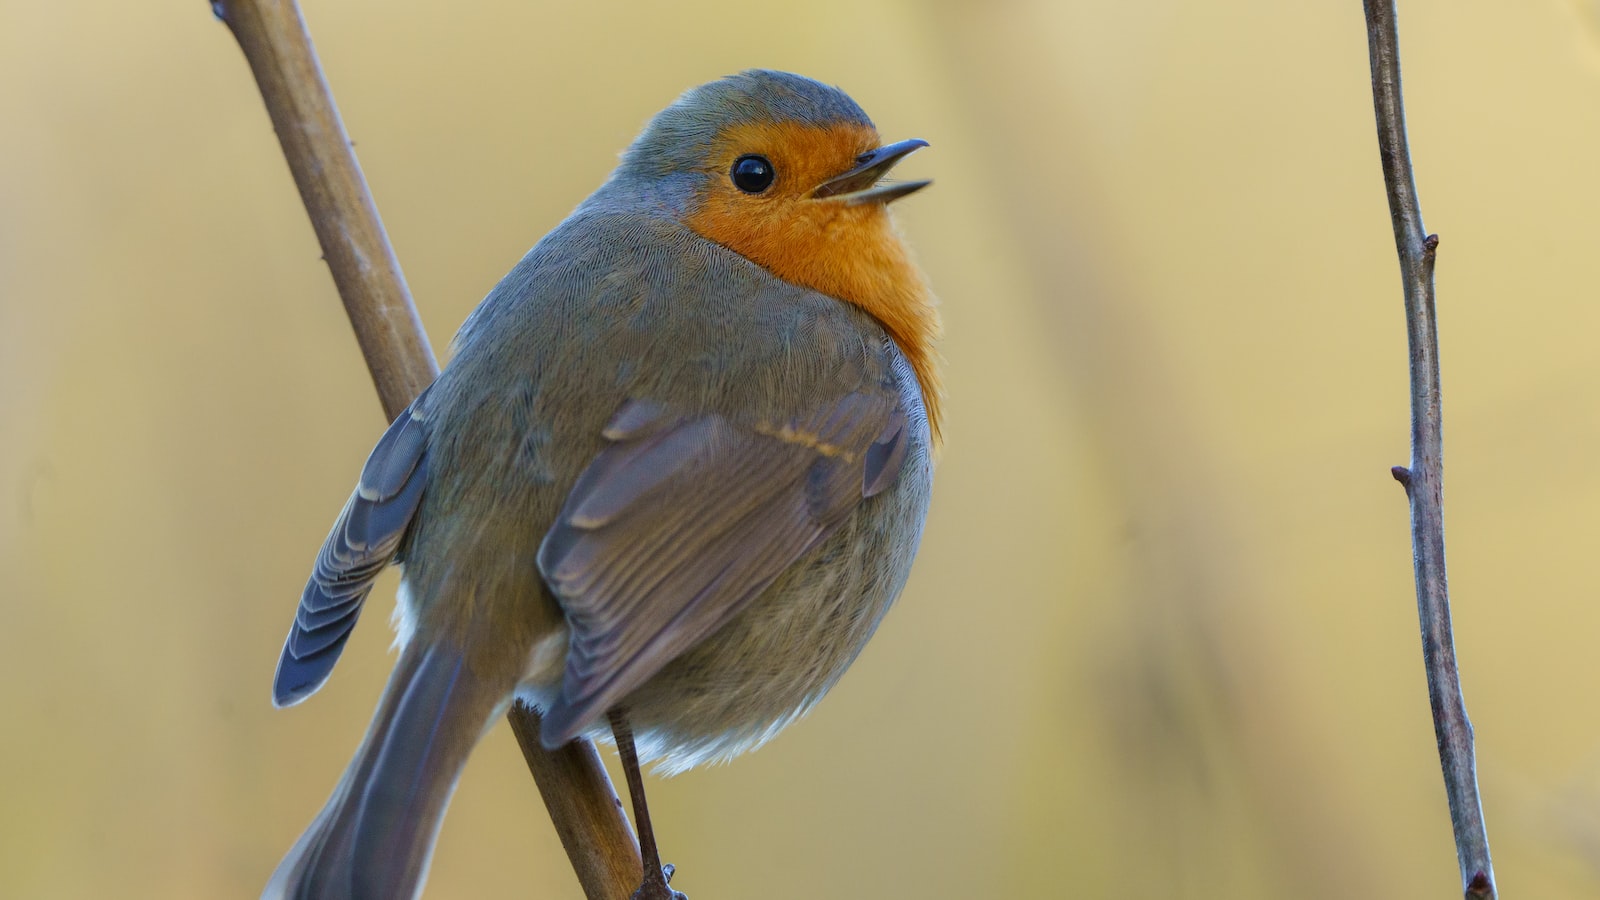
[731, 155, 775, 193]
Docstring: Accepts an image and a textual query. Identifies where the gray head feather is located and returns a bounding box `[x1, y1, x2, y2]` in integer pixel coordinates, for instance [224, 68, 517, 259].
[618, 70, 874, 181]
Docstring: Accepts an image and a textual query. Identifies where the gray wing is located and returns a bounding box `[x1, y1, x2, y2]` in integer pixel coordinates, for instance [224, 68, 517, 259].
[535, 391, 910, 745]
[272, 397, 431, 707]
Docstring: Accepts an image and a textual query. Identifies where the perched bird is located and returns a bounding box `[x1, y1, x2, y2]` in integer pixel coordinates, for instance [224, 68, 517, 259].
[265, 69, 941, 900]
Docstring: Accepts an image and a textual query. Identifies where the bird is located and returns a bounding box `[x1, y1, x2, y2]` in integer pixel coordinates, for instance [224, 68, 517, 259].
[264, 69, 941, 900]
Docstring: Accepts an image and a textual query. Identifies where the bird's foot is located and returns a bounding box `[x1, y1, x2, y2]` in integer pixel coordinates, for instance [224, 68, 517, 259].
[631, 862, 686, 900]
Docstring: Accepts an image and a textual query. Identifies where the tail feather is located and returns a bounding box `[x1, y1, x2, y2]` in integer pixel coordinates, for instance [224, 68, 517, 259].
[264, 641, 507, 900]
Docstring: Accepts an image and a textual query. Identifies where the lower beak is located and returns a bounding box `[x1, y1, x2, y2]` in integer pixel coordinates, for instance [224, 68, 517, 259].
[812, 138, 932, 206]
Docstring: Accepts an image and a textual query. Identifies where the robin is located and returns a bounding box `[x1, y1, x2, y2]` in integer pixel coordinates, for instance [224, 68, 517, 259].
[264, 69, 941, 900]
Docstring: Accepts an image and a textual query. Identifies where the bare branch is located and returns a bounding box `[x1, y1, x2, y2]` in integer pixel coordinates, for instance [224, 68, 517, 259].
[511, 713, 644, 899]
[211, 0, 434, 418]
[1361, 2, 1496, 897]
[212, 1, 641, 895]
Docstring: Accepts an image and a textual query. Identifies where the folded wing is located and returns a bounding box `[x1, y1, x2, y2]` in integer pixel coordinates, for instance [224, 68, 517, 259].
[535, 391, 909, 745]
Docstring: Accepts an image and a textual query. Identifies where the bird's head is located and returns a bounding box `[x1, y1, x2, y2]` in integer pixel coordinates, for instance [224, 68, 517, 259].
[618, 70, 942, 439]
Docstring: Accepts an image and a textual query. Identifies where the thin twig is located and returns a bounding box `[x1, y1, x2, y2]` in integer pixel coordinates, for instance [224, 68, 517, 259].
[1361, 2, 1496, 897]
[212, 2, 642, 896]
[511, 712, 644, 900]
[210, 0, 434, 417]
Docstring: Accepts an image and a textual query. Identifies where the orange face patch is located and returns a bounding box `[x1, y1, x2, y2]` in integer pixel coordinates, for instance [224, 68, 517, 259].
[683, 121, 944, 441]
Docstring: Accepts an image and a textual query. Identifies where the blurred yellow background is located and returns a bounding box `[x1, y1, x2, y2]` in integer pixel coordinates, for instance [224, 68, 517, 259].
[5, 1, 1600, 897]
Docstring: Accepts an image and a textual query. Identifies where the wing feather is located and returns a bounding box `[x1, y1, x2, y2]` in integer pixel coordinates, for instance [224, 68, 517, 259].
[535, 391, 909, 745]
[273, 398, 431, 707]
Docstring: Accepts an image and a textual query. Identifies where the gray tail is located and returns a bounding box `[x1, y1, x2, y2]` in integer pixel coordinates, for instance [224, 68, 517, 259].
[264, 641, 506, 900]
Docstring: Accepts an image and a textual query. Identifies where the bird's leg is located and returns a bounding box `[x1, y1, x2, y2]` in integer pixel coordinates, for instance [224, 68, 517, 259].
[609, 708, 686, 900]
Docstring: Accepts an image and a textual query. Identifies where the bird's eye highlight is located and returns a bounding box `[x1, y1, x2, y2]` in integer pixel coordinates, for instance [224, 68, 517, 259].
[731, 155, 775, 194]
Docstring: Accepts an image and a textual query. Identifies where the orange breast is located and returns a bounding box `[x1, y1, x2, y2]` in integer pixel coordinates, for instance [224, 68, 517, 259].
[682, 121, 944, 441]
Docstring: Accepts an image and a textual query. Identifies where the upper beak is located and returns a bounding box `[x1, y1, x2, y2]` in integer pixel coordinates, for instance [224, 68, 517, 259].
[812, 138, 931, 206]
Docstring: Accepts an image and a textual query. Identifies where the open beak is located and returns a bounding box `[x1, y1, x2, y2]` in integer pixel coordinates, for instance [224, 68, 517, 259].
[812, 138, 931, 206]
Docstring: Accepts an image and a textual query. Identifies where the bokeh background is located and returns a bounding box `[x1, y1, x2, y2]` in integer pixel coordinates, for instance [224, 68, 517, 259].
[5, 1, 1600, 897]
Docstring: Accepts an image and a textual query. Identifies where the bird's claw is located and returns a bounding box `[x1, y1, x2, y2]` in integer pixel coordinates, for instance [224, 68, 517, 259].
[630, 863, 686, 900]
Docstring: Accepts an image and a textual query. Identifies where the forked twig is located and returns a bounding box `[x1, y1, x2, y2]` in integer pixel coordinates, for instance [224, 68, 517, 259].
[1361, 2, 1496, 896]
[212, 1, 642, 896]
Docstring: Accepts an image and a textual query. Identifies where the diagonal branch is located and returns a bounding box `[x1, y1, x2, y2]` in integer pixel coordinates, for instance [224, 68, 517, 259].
[212, 1, 641, 897]
[1361, 2, 1496, 897]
